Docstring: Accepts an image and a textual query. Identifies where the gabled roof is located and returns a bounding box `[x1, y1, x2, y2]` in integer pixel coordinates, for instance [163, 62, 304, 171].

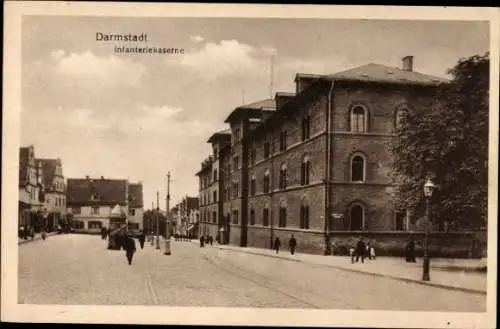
[36, 159, 60, 187]
[128, 183, 143, 208]
[326, 63, 449, 86]
[66, 177, 128, 206]
[224, 98, 276, 123]
[19, 146, 34, 187]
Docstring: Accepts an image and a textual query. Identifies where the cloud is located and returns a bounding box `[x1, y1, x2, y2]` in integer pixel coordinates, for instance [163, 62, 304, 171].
[166, 39, 275, 80]
[50, 49, 65, 61]
[54, 51, 147, 88]
[189, 35, 205, 43]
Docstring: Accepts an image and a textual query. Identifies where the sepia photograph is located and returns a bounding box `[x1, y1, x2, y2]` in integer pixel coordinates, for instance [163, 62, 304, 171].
[2, 2, 498, 328]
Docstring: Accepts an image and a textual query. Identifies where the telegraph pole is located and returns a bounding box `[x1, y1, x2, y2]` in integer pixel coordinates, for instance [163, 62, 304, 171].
[150, 201, 155, 245]
[155, 191, 160, 249]
[167, 172, 171, 238]
[164, 172, 172, 255]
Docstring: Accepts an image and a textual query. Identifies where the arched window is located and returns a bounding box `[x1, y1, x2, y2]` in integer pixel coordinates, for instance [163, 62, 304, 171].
[279, 163, 287, 189]
[279, 200, 287, 227]
[250, 174, 256, 195]
[350, 105, 368, 132]
[300, 197, 310, 229]
[262, 203, 269, 226]
[213, 169, 218, 181]
[351, 154, 365, 182]
[350, 204, 364, 231]
[395, 107, 407, 131]
[301, 155, 311, 185]
[263, 169, 270, 193]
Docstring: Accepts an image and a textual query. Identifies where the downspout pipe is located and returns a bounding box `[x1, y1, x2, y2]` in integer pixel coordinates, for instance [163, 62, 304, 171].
[324, 80, 335, 255]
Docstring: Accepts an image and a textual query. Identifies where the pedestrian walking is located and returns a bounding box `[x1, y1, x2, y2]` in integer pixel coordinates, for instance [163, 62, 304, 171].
[209, 235, 213, 246]
[350, 247, 355, 263]
[370, 244, 376, 260]
[200, 235, 205, 248]
[274, 237, 281, 254]
[355, 237, 366, 263]
[405, 237, 416, 263]
[138, 230, 146, 249]
[124, 233, 137, 265]
[41, 230, 47, 241]
[289, 235, 297, 255]
[100, 227, 107, 240]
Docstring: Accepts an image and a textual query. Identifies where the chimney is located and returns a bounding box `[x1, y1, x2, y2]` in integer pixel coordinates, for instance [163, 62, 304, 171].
[101, 176, 104, 180]
[85, 175, 89, 180]
[402, 56, 414, 72]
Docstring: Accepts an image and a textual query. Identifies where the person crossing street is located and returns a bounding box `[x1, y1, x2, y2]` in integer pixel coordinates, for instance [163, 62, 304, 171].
[124, 233, 137, 265]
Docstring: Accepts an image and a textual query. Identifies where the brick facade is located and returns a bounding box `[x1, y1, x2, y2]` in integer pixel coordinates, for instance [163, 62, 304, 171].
[196, 59, 480, 256]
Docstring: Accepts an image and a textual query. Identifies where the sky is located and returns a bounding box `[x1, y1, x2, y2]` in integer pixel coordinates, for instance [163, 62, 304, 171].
[20, 17, 489, 209]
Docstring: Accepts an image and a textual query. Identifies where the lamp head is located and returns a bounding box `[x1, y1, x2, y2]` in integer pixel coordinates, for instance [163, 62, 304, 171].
[424, 177, 436, 197]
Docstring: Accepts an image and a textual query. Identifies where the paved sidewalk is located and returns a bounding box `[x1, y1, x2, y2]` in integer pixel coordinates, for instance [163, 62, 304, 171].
[196, 242, 487, 294]
[18, 232, 58, 245]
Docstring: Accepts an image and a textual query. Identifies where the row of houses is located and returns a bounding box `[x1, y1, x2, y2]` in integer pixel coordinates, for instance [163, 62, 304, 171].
[196, 56, 461, 255]
[170, 196, 200, 238]
[18, 145, 144, 233]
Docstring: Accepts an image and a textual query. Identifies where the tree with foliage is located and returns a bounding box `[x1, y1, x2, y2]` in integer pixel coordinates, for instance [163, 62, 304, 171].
[392, 52, 489, 230]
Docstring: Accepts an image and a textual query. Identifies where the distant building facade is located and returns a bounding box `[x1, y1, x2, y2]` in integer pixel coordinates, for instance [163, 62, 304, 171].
[36, 158, 66, 230]
[171, 196, 200, 237]
[196, 57, 449, 254]
[18, 146, 45, 230]
[66, 176, 143, 233]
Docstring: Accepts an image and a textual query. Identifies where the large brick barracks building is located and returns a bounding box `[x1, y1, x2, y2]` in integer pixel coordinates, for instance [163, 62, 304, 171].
[197, 57, 452, 255]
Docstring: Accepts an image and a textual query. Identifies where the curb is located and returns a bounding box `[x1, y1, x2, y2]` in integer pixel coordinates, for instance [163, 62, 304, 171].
[18, 232, 58, 245]
[215, 245, 486, 296]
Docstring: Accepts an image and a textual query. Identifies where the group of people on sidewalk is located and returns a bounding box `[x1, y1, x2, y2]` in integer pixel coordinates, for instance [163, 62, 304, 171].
[349, 237, 376, 264]
[273, 235, 297, 255]
[102, 227, 147, 265]
[199, 235, 214, 247]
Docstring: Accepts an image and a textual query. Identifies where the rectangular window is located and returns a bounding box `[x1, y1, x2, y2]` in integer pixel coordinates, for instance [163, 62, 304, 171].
[92, 206, 99, 215]
[129, 208, 136, 216]
[213, 190, 217, 202]
[262, 208, 269, 226]
[212, 211, 217, 224]
[232, 210, 239, 225]
[250, 209, 255, 225]
[233, 155, 239, 169]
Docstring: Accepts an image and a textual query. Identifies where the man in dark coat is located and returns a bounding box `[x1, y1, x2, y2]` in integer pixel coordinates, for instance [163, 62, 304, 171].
[274, 237, 281, 254]
[200, 235, 205, 248]
[124, 234, 137, 265]
[208, 235, 213, 246]
[355, 237, 366, 263]
[138, 230, 146, 249]
[405, 237, 416, 262]
[289, 235, 297, 255]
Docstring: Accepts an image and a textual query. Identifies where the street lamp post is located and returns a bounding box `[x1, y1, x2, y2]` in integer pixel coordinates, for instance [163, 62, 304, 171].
[422, 177, 436, 282]
[155, 191, 160, 250]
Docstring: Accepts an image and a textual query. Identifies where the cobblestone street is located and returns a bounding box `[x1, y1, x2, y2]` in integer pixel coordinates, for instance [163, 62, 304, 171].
[18, 234, 486, 311]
